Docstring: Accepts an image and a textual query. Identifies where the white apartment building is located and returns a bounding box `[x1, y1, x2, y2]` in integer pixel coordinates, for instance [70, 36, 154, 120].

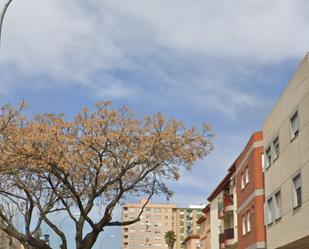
[263, 53, 309, 249]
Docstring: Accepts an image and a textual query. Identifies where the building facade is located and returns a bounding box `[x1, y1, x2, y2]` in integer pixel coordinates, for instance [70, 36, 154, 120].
[0, 230, 23, 249]
[208, 166, 238, 249]
[235, 131, 266, 249]
[174, 206, 204, 249]
[196, 205, 211, 249]
[182, 235, 200, 249]
[263, 53, 309, 248]
[122, 199, 176, 249]
[121, 200, 203, 249]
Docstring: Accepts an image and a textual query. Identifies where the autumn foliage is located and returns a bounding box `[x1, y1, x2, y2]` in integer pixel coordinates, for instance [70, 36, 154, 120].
[0, 101, 212, 249]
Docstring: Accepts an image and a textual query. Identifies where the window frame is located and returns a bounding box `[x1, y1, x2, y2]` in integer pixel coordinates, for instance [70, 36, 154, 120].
[265, 146, 272, 169]
[266, 196, 274, 225]
[245, 167, 250, 185]
[241, 173, 245, 190]
[272, 136, 280, 160]
[292, 173, 302, 209]
[274, 190, 282, 220]
[290, 111, 299, 141]
[247, 211, 251, 233]
[242, 215, 246, 235]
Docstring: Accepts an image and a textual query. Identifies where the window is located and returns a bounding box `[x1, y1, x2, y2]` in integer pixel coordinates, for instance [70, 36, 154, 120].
[247, 211, 251, 233]
[245, 167, 250, 184]
[274, 191, 282, 220]
[293, 174, 302, 208]
[266, 197, 274, 225]
[273, 137, 280, 159]
[241, 173, 245, 190]
[261, 153, 265, 171]
[241, 214, 244, 235]
[290, 111, 299, 140]
[265, 147, 272, 168]
[242, 211, 251, 235]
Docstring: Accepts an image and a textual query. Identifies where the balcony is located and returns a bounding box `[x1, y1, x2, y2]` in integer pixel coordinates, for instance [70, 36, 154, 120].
[219, 228, 235, 248]
[218, 194, 234, 219]
[224, 228, 234, 245]
[219, 233, 225, 248]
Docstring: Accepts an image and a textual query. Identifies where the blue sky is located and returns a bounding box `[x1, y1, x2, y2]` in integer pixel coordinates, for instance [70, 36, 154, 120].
[0, 0, 308, 248]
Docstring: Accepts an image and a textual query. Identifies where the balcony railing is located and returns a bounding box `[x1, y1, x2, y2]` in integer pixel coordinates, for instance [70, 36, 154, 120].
[224, 228, 234, 241]
[219, 233, 224, 244]
[218, 228, 235, 248]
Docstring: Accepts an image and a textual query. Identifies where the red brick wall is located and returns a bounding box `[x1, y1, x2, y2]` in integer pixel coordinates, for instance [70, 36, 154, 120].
[235, 132, 266, 249]
[237, 146, 264, 206]
[237, 196, 266, 249]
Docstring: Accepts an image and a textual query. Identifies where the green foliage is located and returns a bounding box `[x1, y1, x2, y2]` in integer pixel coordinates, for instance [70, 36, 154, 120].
[165, 230, 176, 249]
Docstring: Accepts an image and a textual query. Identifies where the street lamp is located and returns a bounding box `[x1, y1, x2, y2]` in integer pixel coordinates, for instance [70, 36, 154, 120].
[99, 234, 115, 249]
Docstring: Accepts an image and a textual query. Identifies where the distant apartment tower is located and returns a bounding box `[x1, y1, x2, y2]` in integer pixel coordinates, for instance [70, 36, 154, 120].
[208, 165, 238, 249]
[263, 54, 309, 248]
[196, 205, 211, 249]
[174, 206, 204, 249]
[122, 199, 176, 249]
[121, 200, 203, 249]
[235, 131, 266, 249]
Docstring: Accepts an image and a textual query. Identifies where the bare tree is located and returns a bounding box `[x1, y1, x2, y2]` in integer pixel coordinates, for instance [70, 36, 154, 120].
[0, 0, 13, 48]
[0, 101, 213, 249]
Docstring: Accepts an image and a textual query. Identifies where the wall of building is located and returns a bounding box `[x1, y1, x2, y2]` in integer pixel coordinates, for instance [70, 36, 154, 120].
[122, 200, 176, 249]
[122, 200, 203, 249]
[197, 208, 211, 249]
[263, 53, 309, 249]
[182, 236, 200, 249]
[0, 231, 23, 249]
[209, 193, 222, 249]
[174, 208, 203, 249]
[236, 132, 266, 249]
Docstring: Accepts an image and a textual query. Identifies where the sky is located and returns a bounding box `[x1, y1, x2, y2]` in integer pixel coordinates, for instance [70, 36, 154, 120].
[0, 0, 309, 248]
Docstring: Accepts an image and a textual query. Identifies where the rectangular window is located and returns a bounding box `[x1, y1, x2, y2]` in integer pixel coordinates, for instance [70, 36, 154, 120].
[245, 167, 249, 184]
[242, 215, 246, 235]
[247, 211, 251, 233]
[266, 197, 274, 225]
[293, 174, 302, 208]
[290, 111, 299, 140]
[241, 173, 245, 190]
[273, 136, 280, 159]
[266, 147, 272, 168]
[274, 191, 282, 220]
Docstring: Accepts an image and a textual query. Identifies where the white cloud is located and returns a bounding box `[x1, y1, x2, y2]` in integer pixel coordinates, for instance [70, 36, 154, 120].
[95, 83, 138, 100]
[103, 0, 309, 61]
[1, 0, 309, 80]
[0, 0, 307, 115]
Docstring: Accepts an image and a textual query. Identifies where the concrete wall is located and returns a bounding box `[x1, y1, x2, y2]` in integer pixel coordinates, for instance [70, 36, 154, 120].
[210, 193, 222, 249]
[263, 53, 309, 249]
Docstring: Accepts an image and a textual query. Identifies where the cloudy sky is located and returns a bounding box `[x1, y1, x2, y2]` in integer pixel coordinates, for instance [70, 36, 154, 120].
[1, 0, 308, 248]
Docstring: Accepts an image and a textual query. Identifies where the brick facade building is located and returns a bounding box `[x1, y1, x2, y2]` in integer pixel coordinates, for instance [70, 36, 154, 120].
[234, 132, 266, 249]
